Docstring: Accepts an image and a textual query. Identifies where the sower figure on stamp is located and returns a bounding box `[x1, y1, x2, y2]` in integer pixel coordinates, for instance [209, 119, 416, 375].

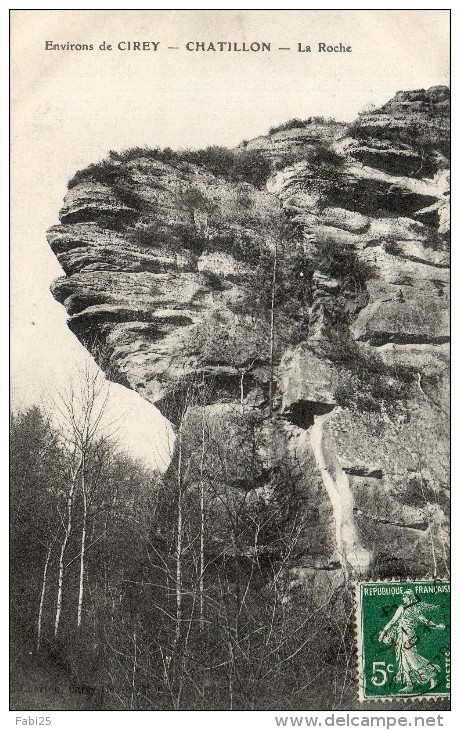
[378, 589, 445, 694]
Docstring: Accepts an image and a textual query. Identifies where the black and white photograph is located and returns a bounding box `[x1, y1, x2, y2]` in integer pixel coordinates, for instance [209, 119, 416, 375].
[9, 8, 451, 716]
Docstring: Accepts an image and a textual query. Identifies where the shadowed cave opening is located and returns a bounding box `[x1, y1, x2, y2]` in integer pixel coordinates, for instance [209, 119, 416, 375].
[282, 399, 335, 429]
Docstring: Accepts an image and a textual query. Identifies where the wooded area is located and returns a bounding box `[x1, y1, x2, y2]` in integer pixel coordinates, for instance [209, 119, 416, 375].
[10, 365, 355, 710]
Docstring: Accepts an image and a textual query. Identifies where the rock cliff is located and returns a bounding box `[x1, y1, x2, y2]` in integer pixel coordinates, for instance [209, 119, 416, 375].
[47, 87, 450, 585]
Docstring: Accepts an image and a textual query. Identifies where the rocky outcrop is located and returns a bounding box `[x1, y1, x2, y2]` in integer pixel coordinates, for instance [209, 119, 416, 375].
[349, 86, 450, 175]
[59, 181, 139, 226]
[241, 120, 346, 162]
[47, 87, 450, 583]
[280, 345, 336, 427]
[48, 163, 281, 411]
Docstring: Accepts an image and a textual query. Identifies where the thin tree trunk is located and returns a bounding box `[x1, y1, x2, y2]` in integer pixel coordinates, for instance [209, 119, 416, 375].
[428, 522, 438, 577]
[414, 444, 438, 578]
[268, 241, 278, 415]
[199, 408, 206, 631]
[226, 613, 235, 710]
[130, 629, 138, 709]
[175, 425, 183, 645]
[37, 544, 52, 650]
[77, 455, 87, 628]
[54, 461, 80, 636]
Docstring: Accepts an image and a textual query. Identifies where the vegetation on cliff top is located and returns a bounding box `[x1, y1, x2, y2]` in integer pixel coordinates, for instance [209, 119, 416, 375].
[68, 145, 272, 191]
[268, 115, 340, 135]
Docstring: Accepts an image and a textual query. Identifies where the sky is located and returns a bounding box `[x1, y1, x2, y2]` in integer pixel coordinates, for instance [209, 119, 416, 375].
[10, 9, 450, 468]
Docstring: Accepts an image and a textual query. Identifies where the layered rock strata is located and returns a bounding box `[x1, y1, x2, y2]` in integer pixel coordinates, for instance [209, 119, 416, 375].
[47, 87, 450, 583]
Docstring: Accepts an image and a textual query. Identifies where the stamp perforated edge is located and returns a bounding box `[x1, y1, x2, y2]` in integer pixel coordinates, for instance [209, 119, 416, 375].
[353, 578, 450, 704]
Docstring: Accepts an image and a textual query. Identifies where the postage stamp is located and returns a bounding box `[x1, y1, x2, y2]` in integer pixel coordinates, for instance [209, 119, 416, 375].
[356, 580, 450, 701]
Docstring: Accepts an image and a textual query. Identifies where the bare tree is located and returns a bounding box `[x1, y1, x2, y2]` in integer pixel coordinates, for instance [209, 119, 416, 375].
[174, 418, 184, 646]
[52, 359, 112, 632]
[268, 240, 278, 415]
[37, 543, 53, 650]
[54, 455, 80, 635]
[199, 404, 206, 631]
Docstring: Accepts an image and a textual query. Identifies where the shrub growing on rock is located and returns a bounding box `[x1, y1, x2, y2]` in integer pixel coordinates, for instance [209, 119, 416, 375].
[68, 159, 122, 189]
[309, 144, 344, 168]
[206, 230, 261, 265]
[130, 222, 204, 255]
[382, 239, 403, 256]
[95, 214, 131, 232]
[274, 149, 310, 170]
[269, 116, 337, 135]
[313, 239, 375, 296]
[333, 342, 415, 412]
[231, 149, 272, 189]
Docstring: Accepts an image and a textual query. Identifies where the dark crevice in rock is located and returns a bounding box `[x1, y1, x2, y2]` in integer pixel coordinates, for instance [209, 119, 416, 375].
[70, 308, 194, 327]
[199, 357, 269, 369]
[65, 295, 111, 316]
[350, 149, 434, 179]
[156, 372, 268, 423]
[344, 466, 383, 478]
[364, 333, 450, 347]
[282, 399, 335, 429]
[326, 178, 438, 221]
[354, 509, 429, 531]
[413, 207, 442, 228]
[48, 235, 85, 255]
[395, 253, 450, 270]
[199, 369, 265, 397]
[60, 206, 139, 226]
